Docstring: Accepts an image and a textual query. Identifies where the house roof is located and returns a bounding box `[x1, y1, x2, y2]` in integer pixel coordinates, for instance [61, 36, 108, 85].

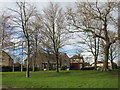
[92, 61, 110, 64]
[96, 61, 103, 63]
[2, 51, 13, 61]
[84, 62, 90, 66]
[14, 62, 21, 65]
[24, 52, 69, 62]
[70, 54, 83, 59]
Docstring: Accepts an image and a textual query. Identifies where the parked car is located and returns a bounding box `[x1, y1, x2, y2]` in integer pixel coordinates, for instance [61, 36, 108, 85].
[96, 67, 102, 70]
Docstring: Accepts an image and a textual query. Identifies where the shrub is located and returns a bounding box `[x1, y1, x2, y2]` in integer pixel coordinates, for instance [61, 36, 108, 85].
[52, 67, 56, 70]
[113, 63, 117, 69]
[81, 67, 94, 70]
[2, 66, 12, 72]
[61, 65, 67, 70]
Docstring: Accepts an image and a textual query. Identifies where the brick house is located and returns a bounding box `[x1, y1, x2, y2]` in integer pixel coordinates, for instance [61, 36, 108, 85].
[24, 52, 70, 70]
[91, 61, 112, 68]
[0, 51, 13, 66]
[70, 54, 90, 70]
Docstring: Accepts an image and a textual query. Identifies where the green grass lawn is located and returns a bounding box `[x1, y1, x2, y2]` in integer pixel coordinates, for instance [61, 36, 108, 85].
[2, 70, 118, 88]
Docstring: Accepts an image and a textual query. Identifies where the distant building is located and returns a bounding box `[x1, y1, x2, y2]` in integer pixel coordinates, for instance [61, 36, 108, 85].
[70, 54, 90, 70]
[0, 51, 13, 66]
[14, 62, 21, 67]
[118, 61, 120, 67]
[91, 61, 111, 67]
[24, 52, 70, 70]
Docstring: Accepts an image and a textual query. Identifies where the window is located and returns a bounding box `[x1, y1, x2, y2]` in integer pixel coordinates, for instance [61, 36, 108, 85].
[64, 59, 67, 62]
[42, 64, 47, 68]
[53, 64, 56, 67]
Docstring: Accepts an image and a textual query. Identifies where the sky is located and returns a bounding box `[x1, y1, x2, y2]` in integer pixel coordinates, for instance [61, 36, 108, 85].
[0, 1, 81, 55]
[0, 1, 84, 63]
[0, 0, 119, 64]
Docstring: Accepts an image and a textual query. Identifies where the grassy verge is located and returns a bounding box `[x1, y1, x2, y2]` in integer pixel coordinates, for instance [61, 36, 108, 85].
[2, 70, 118, 88]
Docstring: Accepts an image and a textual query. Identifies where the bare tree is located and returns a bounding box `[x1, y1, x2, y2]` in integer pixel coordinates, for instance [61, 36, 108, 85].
[0, 11, 16, 72]
[42, 2, 68, 72]
[77, 32, 101, 69]
[67, 2, 119, 71]
[109, 41, 119, 69]
[30, 14, 43, 71]
[10, 2, 37, 77]
[40, 37, 54, 70]
[0, 11, 14, 51]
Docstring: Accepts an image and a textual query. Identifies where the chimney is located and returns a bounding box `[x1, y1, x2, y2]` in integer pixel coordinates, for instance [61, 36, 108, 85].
[78, 54, 80, 57]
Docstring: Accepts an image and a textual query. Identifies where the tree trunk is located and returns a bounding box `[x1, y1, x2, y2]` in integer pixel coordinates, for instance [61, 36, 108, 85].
[32, 63, 35, 71]
[110, 60, 113, 69]
[26, 40, 30, 78]
[82, 59, 84, 69]
[47, 60, 50, 71]
[47, 51, 50, 71]
[56, 53, 59, 73]
[103, 44, 110, 71]
[12, 64, 14, 72]
[32, 56, 35, 71]
[26, 59, 30, 77]
[21, 42, 24, 72]
[110, 48, 114, 69]
[60, 58, 62, 68]
[94, 56, 97, 70]
[21, 64, 23, 72]
[33, 37, 38, 72]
